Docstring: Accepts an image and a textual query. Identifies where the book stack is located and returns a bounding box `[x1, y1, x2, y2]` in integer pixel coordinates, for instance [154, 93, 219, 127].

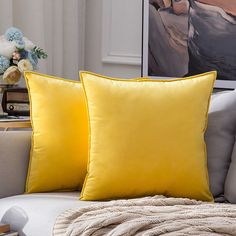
[0, 224, 18, 236]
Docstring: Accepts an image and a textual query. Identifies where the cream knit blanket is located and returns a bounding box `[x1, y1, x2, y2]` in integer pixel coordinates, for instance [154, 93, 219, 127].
[53, 195, 236, 236]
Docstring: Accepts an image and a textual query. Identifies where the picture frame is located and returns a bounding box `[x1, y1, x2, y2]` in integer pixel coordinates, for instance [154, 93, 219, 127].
[142, 0, 236, 89]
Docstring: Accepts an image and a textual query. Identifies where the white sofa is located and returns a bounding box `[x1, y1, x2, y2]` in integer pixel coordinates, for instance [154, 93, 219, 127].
[0, 131, 95, 236]
[0, 91, 234, 236]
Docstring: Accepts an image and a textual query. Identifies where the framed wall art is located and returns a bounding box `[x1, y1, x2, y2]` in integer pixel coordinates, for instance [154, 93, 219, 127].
[142, 0, 236, 89]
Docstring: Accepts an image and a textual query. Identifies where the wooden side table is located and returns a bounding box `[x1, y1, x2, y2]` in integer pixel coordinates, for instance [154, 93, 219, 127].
[0, 120, 31, 131]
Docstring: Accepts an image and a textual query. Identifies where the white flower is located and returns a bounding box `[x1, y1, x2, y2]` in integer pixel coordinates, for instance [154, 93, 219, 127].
[0, 36, 15, 59]
[23, 37, 35, 50]
[18, 59, 33, 73]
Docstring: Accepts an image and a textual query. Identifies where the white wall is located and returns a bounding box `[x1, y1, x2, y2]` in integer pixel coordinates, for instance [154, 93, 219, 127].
[0, 0, 142, 80]
[84, 0, 142, 78]
[0, 0, 86, 81]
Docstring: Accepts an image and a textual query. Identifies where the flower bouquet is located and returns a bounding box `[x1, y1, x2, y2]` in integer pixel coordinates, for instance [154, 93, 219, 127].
[0, 27, 47, 84]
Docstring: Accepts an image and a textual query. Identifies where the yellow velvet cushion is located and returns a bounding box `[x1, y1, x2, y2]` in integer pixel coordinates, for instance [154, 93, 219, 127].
[80, 71, 216, 201]
[25, 71, 88, 193]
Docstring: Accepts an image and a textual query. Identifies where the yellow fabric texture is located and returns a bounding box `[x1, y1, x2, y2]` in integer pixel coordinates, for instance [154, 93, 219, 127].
[80, 71, 216, 201]
[25, 71, 88, 193]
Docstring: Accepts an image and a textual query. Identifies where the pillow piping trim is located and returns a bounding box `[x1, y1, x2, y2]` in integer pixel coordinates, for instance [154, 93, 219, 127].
[24, 71, 34, 193]
[202, 72, 217, 202]
[79, 70, 217, 83]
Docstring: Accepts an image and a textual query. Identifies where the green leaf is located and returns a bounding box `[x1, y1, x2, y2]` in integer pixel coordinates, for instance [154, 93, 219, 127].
[32, 46, 48, 59]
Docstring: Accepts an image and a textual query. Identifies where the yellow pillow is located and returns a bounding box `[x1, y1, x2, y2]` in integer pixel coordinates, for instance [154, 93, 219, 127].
[80, 71, 216, 201]
[25, 71, 88, 193]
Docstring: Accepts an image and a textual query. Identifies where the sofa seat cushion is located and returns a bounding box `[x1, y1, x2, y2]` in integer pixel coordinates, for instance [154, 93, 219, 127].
[0, 192, 96, 236]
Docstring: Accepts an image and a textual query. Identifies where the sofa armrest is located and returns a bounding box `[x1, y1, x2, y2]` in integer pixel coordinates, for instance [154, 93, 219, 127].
[0, 131, 31, 198]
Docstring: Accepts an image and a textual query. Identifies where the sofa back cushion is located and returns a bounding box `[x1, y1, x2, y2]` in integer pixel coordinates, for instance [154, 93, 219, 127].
[205, 90, 236, 197]
[0, 131, 31, 198]
[224, 141, 236, 203]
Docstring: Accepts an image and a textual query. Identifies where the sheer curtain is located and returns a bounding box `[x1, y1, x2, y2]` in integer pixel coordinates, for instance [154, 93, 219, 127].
[0, 0, 85, 80]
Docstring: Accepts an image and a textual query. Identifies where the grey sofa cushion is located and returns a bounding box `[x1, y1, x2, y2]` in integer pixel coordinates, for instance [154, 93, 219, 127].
[205, 90, 236, 197]
[0, 192, 96, 236]
[225, 145, 236, 203]
[0, 131, 31, 198]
